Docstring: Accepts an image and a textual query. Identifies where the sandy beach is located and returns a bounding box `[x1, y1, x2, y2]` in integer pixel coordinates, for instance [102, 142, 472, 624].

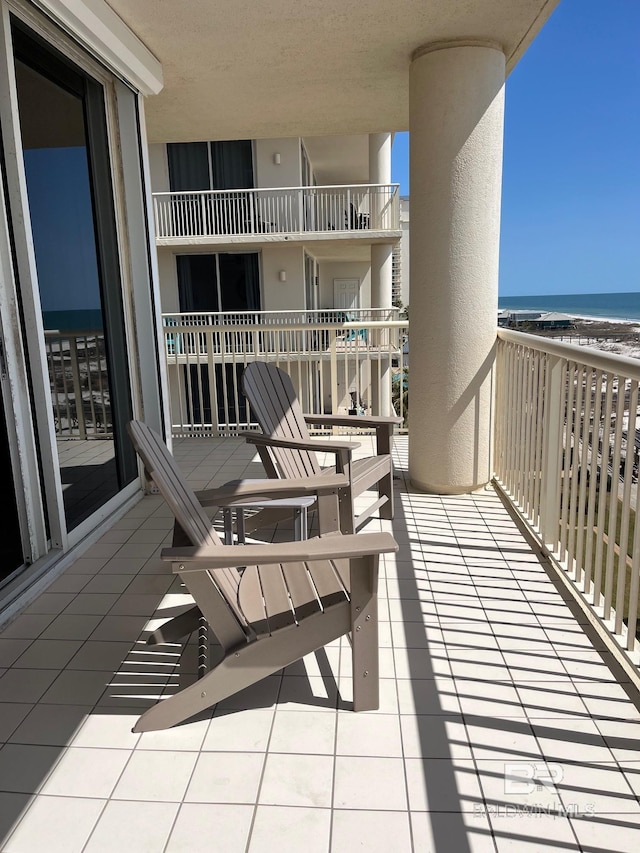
[529, 316, 640, 360]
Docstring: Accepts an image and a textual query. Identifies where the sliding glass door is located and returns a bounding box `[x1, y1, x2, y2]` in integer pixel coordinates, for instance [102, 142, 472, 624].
[12, 23, 136, 532]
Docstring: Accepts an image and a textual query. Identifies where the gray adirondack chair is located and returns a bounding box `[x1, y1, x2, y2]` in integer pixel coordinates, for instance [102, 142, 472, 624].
[241, 361, 402, 535]
[127, 420, 397, 732]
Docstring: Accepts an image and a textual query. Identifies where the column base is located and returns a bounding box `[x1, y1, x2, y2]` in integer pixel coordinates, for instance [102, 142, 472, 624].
[409, 477, 491, 496]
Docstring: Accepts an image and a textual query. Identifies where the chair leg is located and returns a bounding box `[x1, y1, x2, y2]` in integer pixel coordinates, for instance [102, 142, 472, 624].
[349, 554, 379, 711]
[379, 470, 394, 520]
[339, 489, 355, 535]
[133, 606, 352, 732]
[133, 655, 251, 732]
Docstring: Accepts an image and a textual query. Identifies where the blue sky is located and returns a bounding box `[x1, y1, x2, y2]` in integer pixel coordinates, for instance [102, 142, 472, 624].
[391, 0, 640, 297]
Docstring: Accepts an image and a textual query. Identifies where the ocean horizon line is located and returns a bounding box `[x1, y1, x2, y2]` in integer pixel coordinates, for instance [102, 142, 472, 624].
[498, 291, 640, 323]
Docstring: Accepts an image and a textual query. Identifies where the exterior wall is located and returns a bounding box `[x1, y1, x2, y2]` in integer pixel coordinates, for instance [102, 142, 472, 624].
[157, 248, 180, 312]
[254, 138, 301, 188]
[261, 245, 305, 310]
[149, 142, 170, 193]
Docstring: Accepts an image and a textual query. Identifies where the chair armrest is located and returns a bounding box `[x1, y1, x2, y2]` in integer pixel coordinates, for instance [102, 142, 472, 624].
[302, 414, 401, 456]
[303, 414, 402, 428]
[195, 474, 349, 506]
[162, 531, 398, 570]
[240, 430, 360, 453]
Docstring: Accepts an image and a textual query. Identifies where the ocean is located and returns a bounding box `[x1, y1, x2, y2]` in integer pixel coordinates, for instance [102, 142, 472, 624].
[498, 292, 640, 322]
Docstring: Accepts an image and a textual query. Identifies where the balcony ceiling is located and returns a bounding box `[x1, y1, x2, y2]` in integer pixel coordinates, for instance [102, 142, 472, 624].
[104, 0, 558, 143]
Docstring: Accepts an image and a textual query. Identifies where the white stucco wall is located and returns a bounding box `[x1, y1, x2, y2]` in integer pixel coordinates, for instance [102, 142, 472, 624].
[156, 248, 179, 312]
[254, 138, 301, 188]
[261, 245, 305, 309]
[148, 143, 170, 193]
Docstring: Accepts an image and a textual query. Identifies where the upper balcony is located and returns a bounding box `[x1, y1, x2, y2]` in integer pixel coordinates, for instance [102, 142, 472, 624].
[152, 183, 401, 247]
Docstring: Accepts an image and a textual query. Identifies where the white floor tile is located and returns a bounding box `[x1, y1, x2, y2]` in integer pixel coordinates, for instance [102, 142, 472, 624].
[185, 751, 264, 804]
[40, 746, 130, 798]
[269, 710, 336, 754]
[2, 795, 105, 853]
[202, 708, 274, 752]
[259, 753, 334, 808]
[111, 749, 197, 801]
[249, 805, 331, 853]
[336, 712, 402, 757]
[84, 799, 178, 853]
[333, 756, 407, 810]
[166, 803, 253, 853]
[331, 809, 412, 853]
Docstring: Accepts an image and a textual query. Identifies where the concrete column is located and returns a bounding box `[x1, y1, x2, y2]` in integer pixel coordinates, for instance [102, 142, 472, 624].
[369, 132, 393, 308]
[369, 133, 393, 415]
[408, 41, 505, 493]
[369, 132, 392, 185]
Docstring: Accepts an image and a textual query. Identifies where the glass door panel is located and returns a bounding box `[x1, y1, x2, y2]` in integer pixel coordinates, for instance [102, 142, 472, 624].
[13, 25, 135, 532]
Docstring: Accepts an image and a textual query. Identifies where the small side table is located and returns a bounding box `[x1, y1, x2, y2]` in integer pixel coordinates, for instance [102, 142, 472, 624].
[222, 491, 315, 544]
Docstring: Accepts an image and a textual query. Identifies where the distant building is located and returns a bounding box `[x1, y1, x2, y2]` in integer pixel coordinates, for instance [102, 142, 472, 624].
[501, 310, 574, 329]
[534, 312, 573, 329]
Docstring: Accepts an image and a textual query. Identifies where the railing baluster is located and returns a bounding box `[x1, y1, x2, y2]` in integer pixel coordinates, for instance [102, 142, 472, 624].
[603, 377, 627, 620]
[593, 374, 614, 607]
[559, 361, 576, 561]
[583, 369, 603, 595]
[615, 379, 638, 634]
[567, 364, 585, 577]
[574, 367, 594, 585]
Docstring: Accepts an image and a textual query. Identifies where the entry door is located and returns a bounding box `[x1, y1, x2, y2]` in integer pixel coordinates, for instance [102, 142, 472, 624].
[333, 278, 360, 312]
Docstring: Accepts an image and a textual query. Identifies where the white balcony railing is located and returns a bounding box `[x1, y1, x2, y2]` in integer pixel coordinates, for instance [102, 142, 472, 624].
[162, 310, 408, 436]
[495, 328, 640, 676]
[44, 330, 112, 439]
[153, 184, 400, 240]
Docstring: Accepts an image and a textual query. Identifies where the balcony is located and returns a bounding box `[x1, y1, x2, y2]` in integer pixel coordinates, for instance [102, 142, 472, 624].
[152, 184, 401, 246]
[2, 330, 640, 851]
[1, 433, 640, 851]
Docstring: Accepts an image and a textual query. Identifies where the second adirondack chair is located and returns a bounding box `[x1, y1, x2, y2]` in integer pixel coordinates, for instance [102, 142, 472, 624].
[241, 361, 402, 535]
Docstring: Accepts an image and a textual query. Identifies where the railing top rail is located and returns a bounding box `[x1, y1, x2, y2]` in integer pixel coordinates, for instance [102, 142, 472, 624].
[498, 327, 640, 380]
[44, 328, 104, 337]
[162, 319, 408, 332]
[153, 183, 400, 198]
[162, 308, 399, 318]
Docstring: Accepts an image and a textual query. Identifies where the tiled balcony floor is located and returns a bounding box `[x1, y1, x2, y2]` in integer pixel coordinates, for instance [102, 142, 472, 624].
[1, 436, 640, 852]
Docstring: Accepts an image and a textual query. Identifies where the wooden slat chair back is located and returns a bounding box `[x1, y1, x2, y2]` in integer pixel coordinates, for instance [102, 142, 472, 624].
[126, 420, 397, 732]
[242, 362, 400, 534]
[127, 420, 246, 632]
[242, 360, 321, 480]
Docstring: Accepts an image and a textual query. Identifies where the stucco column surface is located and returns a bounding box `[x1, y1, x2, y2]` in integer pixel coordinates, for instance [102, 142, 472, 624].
[369, 133, 393, 414]
[408, 42, 505, 493]
[369, 132, 393, 309]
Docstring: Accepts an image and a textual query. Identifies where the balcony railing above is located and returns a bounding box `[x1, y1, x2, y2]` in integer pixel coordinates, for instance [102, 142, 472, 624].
[161, 309, 408, 438]
[152, 184, 400, 242]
